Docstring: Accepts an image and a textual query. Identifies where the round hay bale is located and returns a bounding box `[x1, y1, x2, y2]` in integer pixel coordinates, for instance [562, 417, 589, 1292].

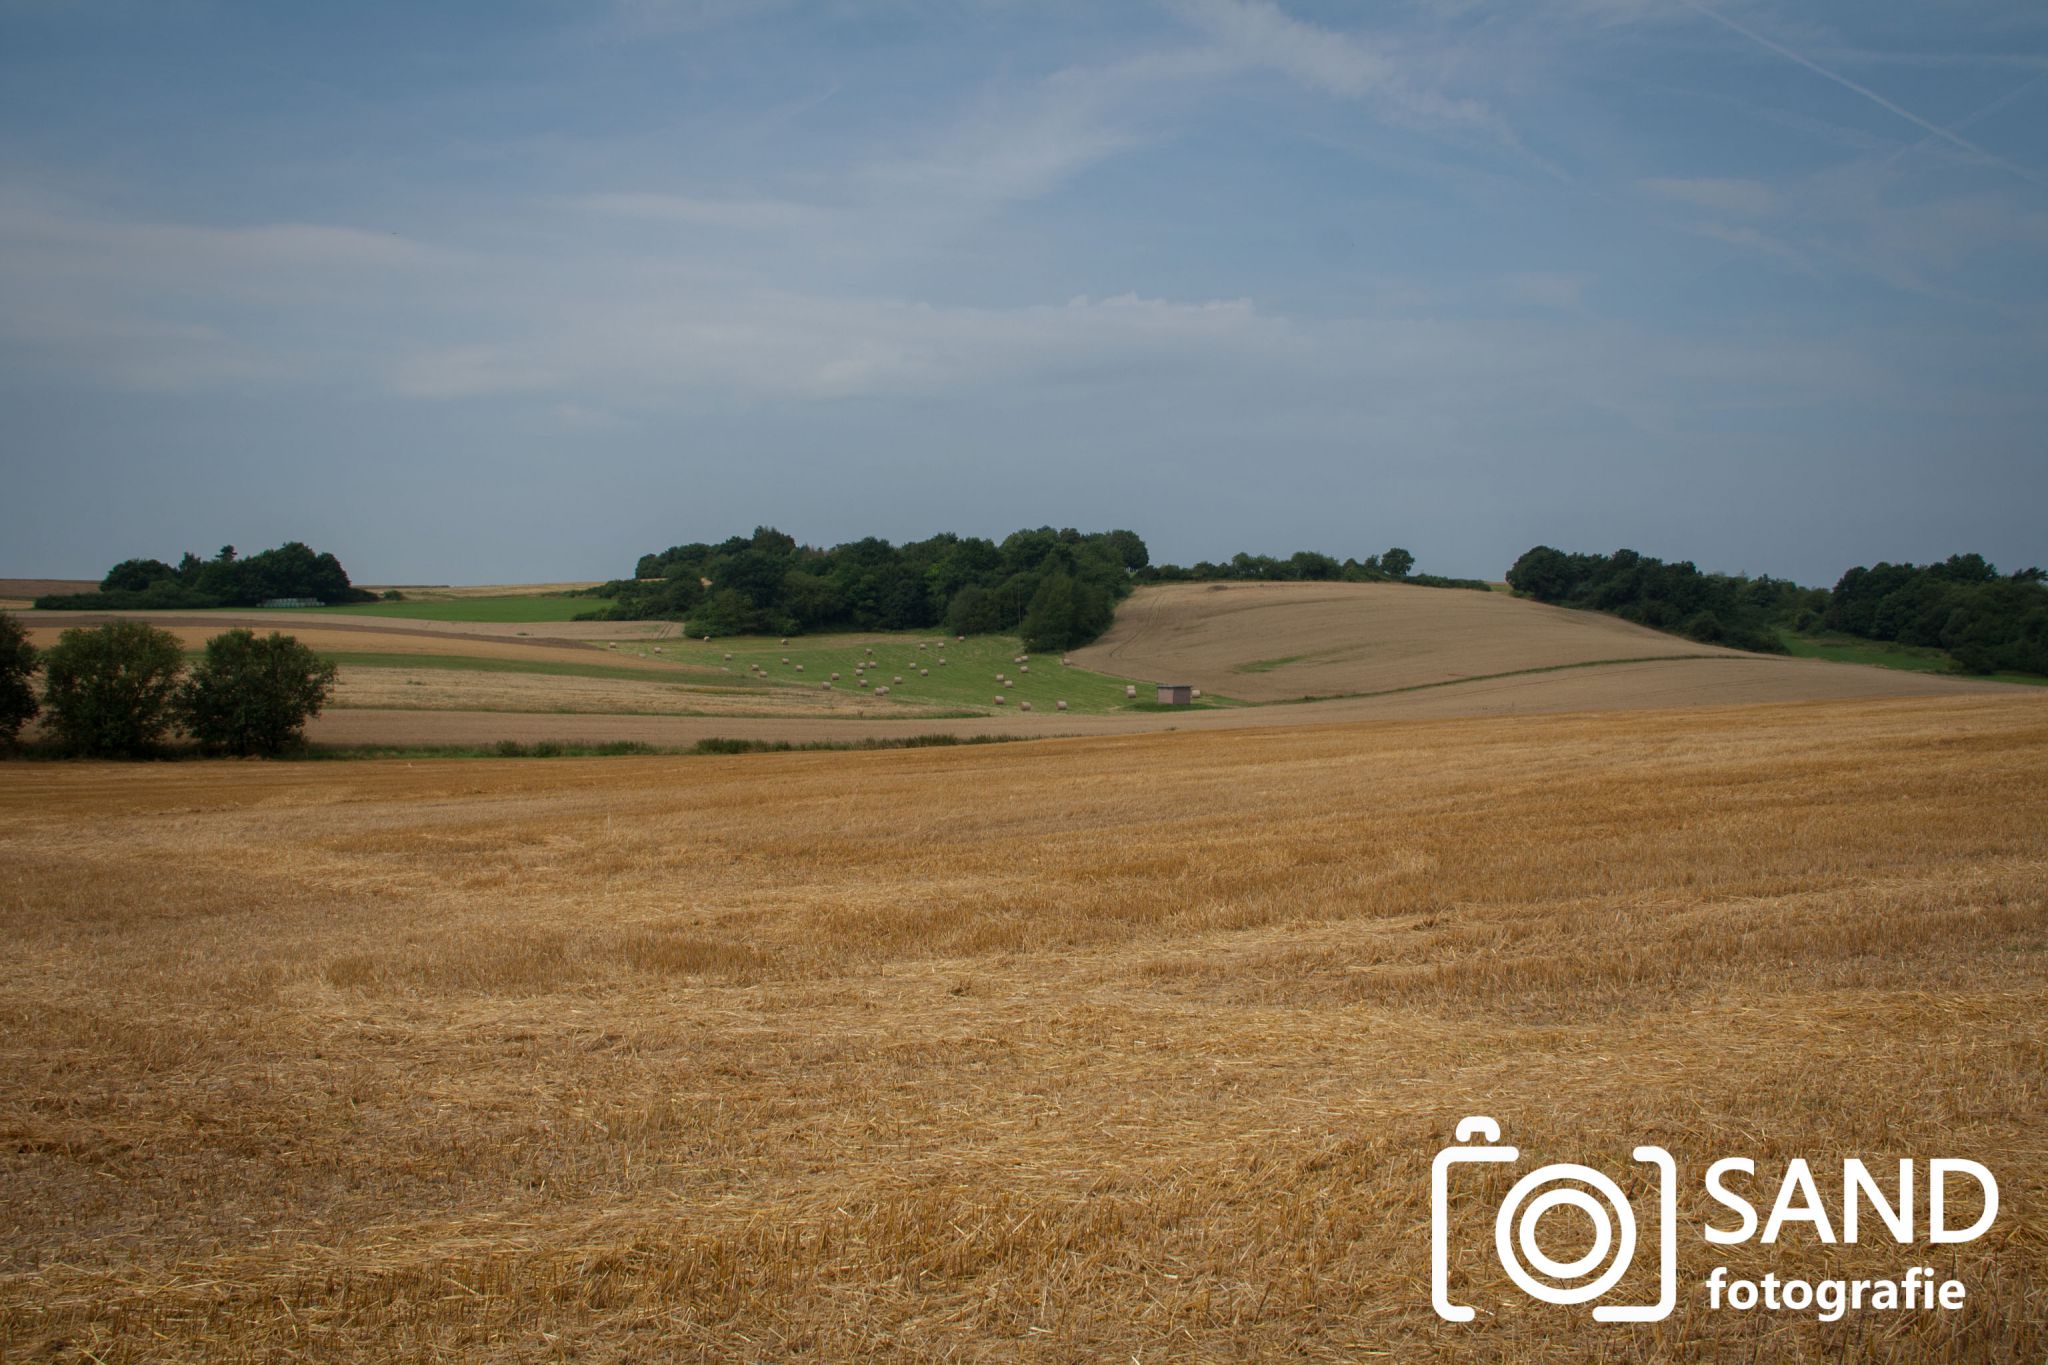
[1019, 700, 1032, 712]
[795, 663, 805, 672]
[875, 686, 889, 696]
[993, 695, 1005, 705]
[919, 668, 928, 676]
[831, 671, 841, 681]
[1056, 699, 1068, 711]
[1192, 687, 1203, 699]
[1125, 684, 1137, 698]
[893, 675, 903, 684]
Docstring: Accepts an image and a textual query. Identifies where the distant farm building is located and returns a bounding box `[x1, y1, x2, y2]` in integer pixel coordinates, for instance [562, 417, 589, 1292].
[260, 597, 323, 609]
[1156, 684, 1193, 706]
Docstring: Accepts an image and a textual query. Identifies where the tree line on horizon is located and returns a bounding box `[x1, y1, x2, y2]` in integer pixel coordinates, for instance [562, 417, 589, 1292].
[34, 542, 378, 611]
[584, 527, 1485, 651]
[1506, 545, 2047, 675]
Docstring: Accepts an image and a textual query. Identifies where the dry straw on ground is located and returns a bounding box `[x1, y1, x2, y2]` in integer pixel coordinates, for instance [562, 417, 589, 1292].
[1, 694, 2043, 1361]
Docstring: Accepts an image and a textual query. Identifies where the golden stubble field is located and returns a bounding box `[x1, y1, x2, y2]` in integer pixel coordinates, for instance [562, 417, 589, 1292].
[1, 695, 2044, 1362]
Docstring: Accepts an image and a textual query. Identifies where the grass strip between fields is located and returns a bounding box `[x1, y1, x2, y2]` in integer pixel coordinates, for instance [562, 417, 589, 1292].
[312, 596, 596, 622]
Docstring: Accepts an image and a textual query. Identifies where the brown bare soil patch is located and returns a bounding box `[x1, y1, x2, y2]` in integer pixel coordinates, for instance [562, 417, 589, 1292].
[1070, 580, 1750, 700]
[2, 696, 2043, 1360]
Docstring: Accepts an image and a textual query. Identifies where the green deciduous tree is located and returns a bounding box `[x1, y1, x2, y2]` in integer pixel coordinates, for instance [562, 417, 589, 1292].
[0, 612, 39, 745]
[101, 557, 177, 592]
[180, 629, 339, 756]
[41, 621, 187, 756]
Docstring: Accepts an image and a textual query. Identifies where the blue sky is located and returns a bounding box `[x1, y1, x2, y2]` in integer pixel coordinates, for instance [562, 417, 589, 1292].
[2, 0, 2043, 585]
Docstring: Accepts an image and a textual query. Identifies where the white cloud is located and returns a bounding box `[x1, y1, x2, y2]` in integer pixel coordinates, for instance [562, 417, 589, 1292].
[1170, 0, 1501, 133]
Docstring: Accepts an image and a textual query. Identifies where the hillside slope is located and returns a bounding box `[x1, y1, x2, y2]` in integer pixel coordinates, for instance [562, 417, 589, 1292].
[1068, 581, 1747, 701]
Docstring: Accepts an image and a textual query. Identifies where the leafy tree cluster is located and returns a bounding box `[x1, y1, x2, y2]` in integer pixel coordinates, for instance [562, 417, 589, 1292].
[0, 616, 337, 757]
[1505, 546, 1810, 652]
[1824, 555, 2047, 675]
[0, 613, 37, 745]
[1136, 545, 1487, 591]
[589, 526, 1149, 651]
[1506, 544, 2048, 675]
[35, 542, 376, 610]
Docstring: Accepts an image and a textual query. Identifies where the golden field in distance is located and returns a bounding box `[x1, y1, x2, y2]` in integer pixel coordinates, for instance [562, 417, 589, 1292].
[2, 694, 2043, 1361]
[19, 579, 2024, 749]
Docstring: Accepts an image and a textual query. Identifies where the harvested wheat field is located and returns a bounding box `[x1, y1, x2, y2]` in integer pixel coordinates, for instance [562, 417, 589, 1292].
[3, 694, 2044, 1362]
[1070, 581, 1753, 701]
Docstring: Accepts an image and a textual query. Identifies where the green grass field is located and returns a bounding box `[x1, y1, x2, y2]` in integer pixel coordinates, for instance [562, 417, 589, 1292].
[602, 630, 1159, 714]
[317, 596, 595, 622]
[1776, 628, 2047, 687]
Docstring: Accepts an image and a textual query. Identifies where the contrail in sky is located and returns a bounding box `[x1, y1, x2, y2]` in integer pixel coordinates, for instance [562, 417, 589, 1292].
[1679, 0, 2043, 186]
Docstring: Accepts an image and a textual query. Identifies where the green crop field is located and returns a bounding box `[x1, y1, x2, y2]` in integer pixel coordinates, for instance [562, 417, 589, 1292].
[318, 596, 595, 623]
[602, 630, 1162, 714]
[1777, 629, 2047, 687]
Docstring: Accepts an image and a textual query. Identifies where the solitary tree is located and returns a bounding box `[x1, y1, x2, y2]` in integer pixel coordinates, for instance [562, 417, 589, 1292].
[40, 621, 187, 756]
[0, 612, 38, 745]
[1380, 547, 1416, 579]
[180, 629, 338, 756]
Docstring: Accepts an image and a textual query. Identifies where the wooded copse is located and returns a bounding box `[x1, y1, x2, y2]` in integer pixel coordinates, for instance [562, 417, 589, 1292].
[34, 542, 377, 611]
[1507, 545, 2047, 674]
[584, 526, 1144, 651]
[585, 528, 1482, 651]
